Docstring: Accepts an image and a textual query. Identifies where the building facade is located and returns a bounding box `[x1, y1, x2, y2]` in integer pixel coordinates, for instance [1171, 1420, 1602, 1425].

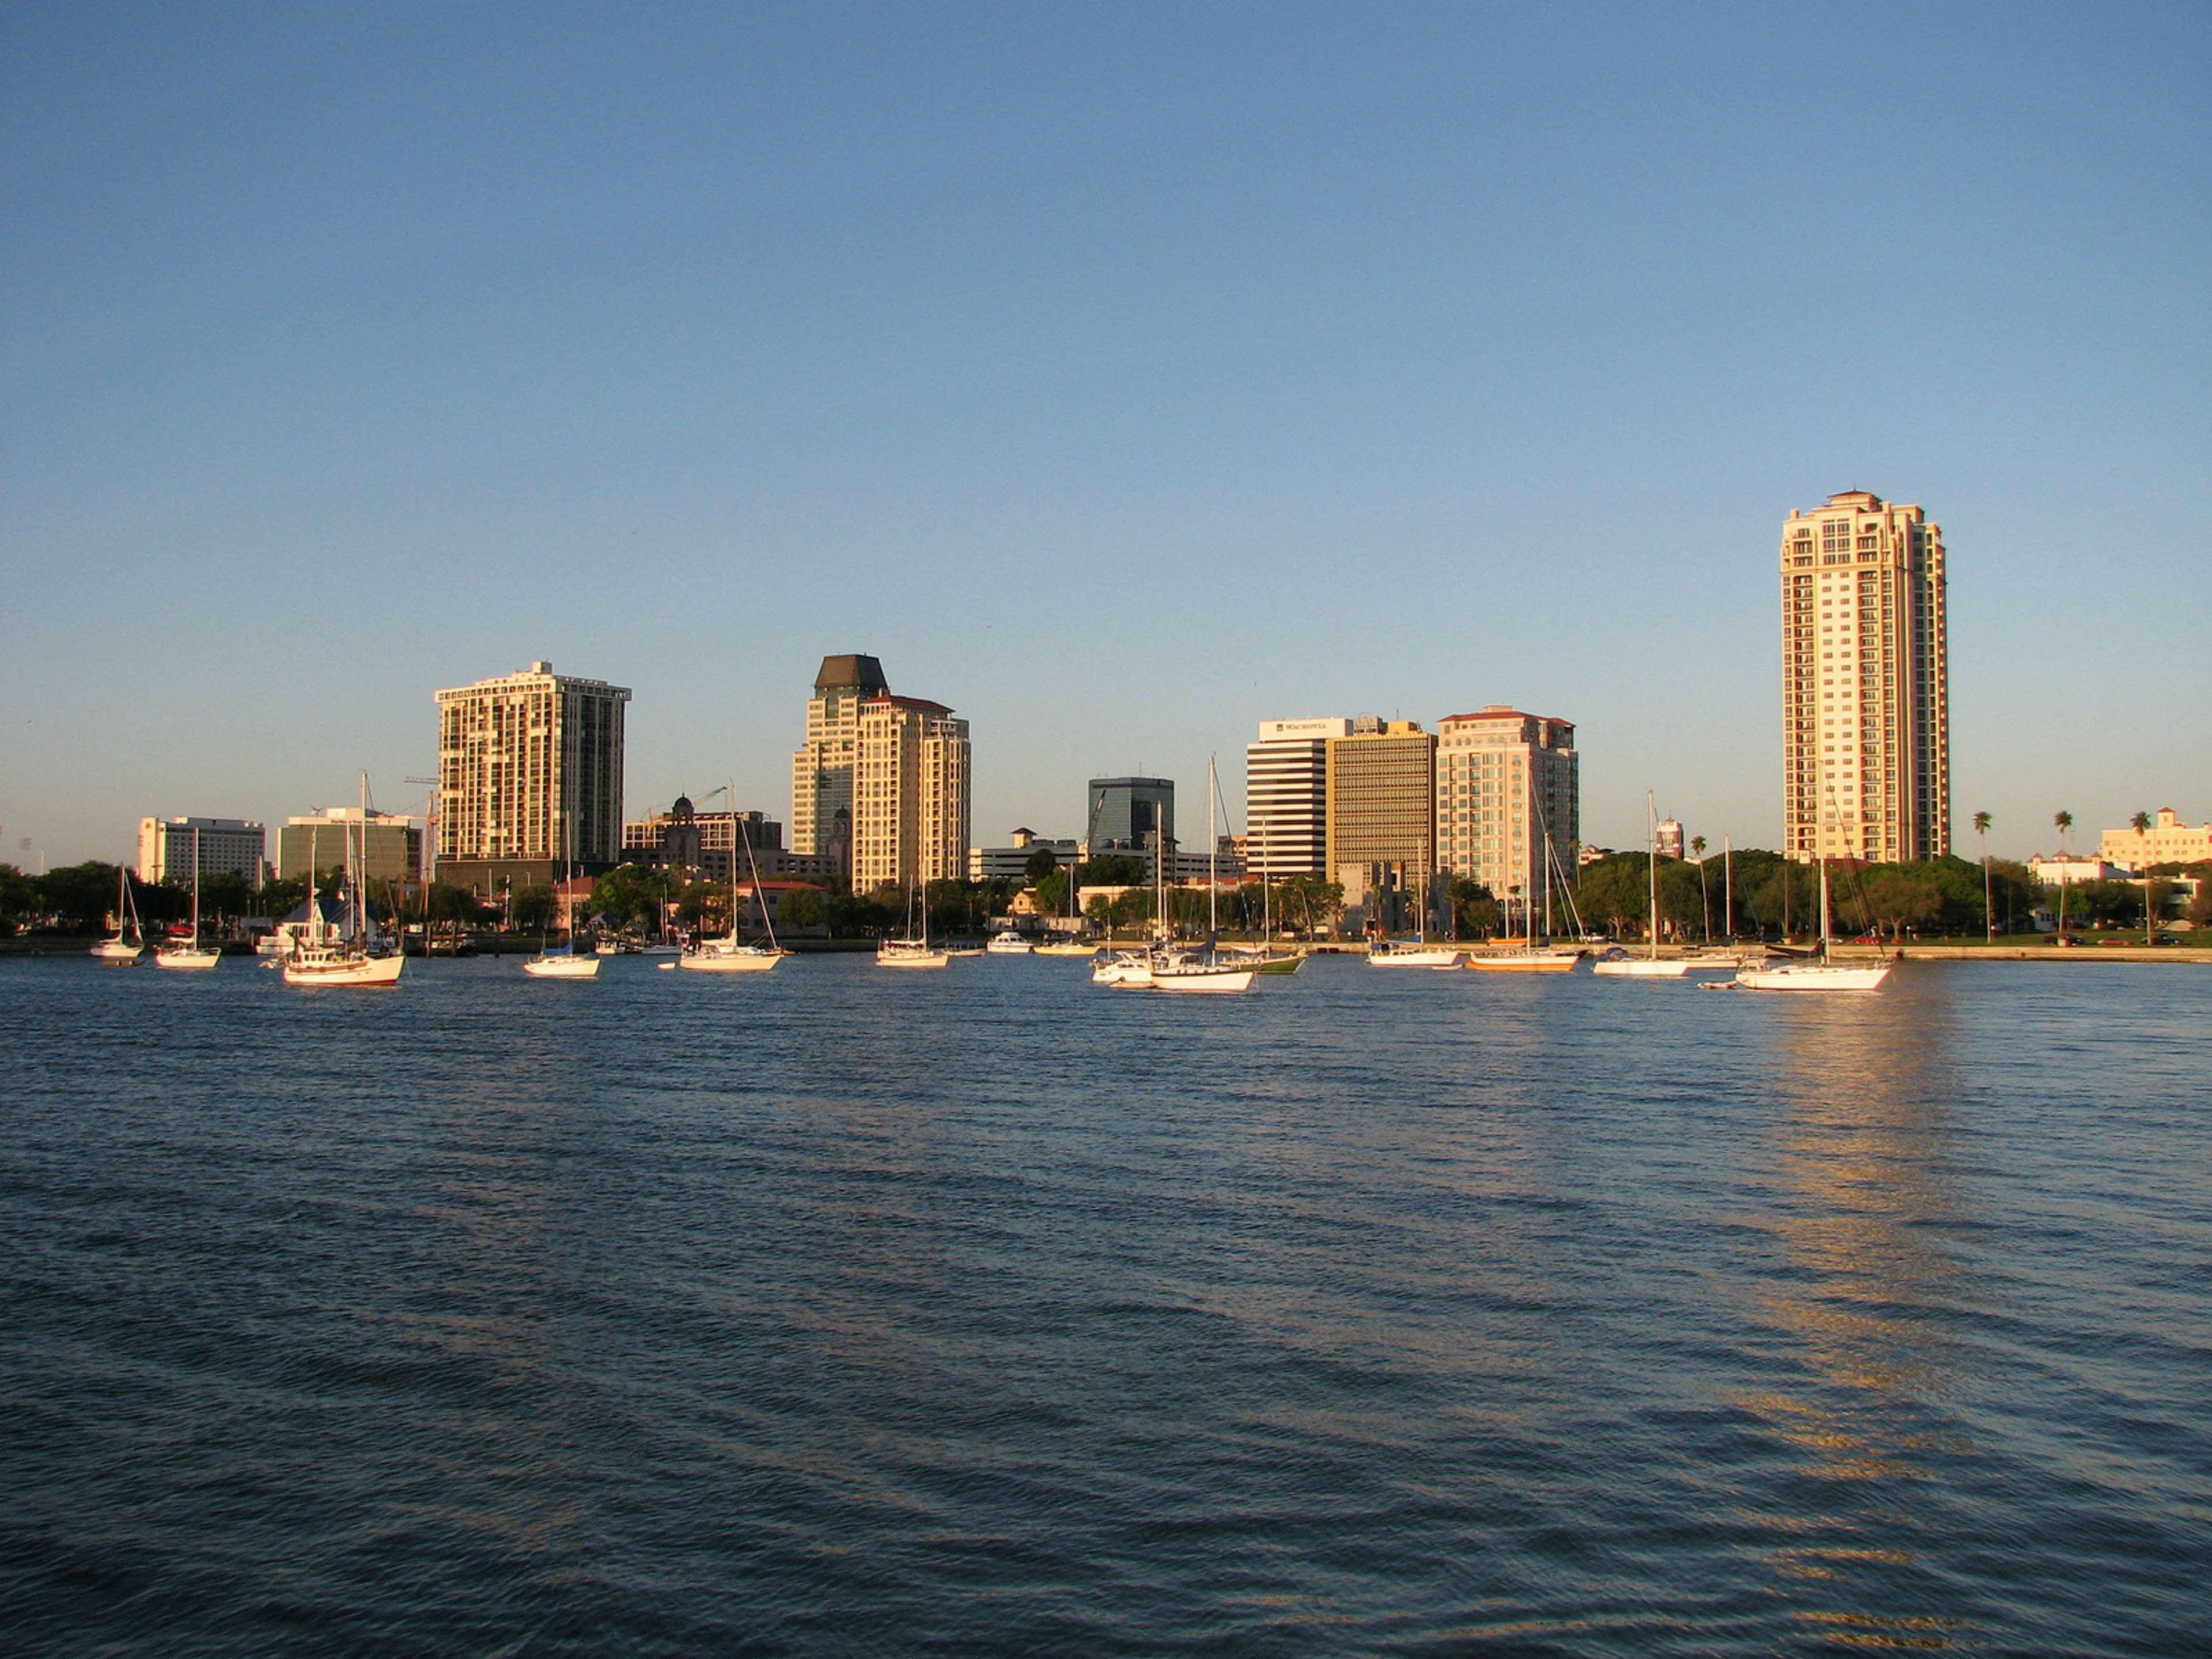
[1434, 708, 1578, 905]
[2099, 808, 2212, 872]
[968, 828, 1082, 883]
[1780, 491, 1950, 863]
[434, 661, 630, 895]
[136, 817, 265, 887]
[849, 695, 971, 893]
[277, 809, 424, 886]
[1326, 718, 1436, 928]
[1087, 778, 1175, 855]
[1247, 718, 1349, 876]
[791, 654, 888, 878]
[619, 797, 828, 882]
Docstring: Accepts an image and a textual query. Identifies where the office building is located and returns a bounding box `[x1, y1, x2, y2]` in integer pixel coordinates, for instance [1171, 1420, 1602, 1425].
[434, 660, 630, 896]
[620, 798, 837, 882]
[136, 817, 265, 887]
[849, 694, 971, 893]
[1781, 491, 1950, 863]
[1326, 718, 1436, 928]
[969, 828, 1082, 883]
[791, 654, 889, 881]
[1087, 778, 1175, 855]
[277, 808, 424, 886]
[2099, 808, 2211, 872]
[1247, 718, 1350, 876]
[1435, 708, 1578, 905]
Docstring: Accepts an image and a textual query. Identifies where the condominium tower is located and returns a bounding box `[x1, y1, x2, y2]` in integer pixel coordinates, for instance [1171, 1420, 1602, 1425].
[791, 653, 889, 878]
[1434, 708, 1578, 902]
[1779, 491, 1950, 862]
[1247, 718, 1350, 876]
[1325, 718, 1435, 925]
[434, 661, 630, 894]
[849, 694, 972, 893]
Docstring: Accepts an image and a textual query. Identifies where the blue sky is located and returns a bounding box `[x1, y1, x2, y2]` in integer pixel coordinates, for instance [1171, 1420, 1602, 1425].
[3, 3, 2205, 866]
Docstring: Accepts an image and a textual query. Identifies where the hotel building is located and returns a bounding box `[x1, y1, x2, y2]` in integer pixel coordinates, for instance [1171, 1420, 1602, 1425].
[791, 654, 889, 880]
[1434, 709, 1578, 904]
[1325, 718, 1435, 927]
[434, 661, 630, 895]
[276, 808, 423, 885]
[2099, 808, 2212, 872]
[1247, 718, 1350, 876]
[849, 694, 971, 893]
[1780, 491, 1950, 862]
[136, 816, 266, 887]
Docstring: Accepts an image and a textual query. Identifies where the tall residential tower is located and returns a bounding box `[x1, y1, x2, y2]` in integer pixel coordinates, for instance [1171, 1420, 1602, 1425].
[1434, 707, 1578, 904]
[1779, 491, 1949, 862]
[791, 653, 889, 880]
[849, 694, 971, 893]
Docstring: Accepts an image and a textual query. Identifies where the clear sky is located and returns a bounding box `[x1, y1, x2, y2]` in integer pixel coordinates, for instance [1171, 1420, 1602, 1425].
[3, 3, 2205, 868]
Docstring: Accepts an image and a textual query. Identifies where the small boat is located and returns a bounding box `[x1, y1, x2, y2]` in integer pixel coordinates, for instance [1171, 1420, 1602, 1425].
[1092, 950, 1154, 986]
[879, 938, 950, 969]
[524, 821, 600, 979]
[283, 774, 404, 988]
[155, 828, 221, 970]
[1034, 940, 1099, 957]
[1149, 955, 1256, 994]
[90, 868, 147, 963]
[1369, 941, 1463, 968]
[1464, 948, 1582, 974]
[1734, 846, 1892, 992]
[986, 930, 1034, 955]
[1108, 758, 1255, 995]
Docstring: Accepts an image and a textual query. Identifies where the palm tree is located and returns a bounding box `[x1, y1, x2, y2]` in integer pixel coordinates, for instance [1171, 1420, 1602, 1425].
[1974, 811, 1994, 940]
[2133, 811, 2155, 942]
[2054, 810, 2074, 939]
[1691, 835, 1710, 942]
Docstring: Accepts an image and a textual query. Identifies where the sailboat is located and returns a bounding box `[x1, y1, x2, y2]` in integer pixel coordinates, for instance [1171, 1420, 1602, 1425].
[155, 827, 221, 969]
[1464, 802, 1580, 973]
[877, 871, 949, 968]
[1147, 759, 1255, 994]
[524, 810, 600, 979]
[1594, 793, 1693, 978]
[90, 867, 147, 962]
[283, 774, 405, 987]
[684, 786, 789, 972]
[1732, 830, 1892, 992]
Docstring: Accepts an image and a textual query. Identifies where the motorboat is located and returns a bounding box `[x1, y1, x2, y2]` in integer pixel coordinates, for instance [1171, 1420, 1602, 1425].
[986, 930, 1034, 955]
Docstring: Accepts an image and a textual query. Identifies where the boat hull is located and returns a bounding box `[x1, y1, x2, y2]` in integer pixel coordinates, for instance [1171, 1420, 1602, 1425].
[1150, 967, 1256, 994]
[1370, 949, 1464, 968]
[90, 941, 145, 963]
[1034, 942, 1098, 957]
[154, 948, 221, 971]
[1734, 963, 1892, 991]
[877, 950, 949, 969]
[1592, 959, 1693, 977]
[1464, 952, 1581, 973]
[680, 950, 783, 972]
[524, 954, 602, 979]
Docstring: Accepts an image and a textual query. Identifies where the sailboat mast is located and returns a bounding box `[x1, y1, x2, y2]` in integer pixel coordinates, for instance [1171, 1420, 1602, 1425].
[1646, 791, 1660, 963]
[191, 827, 201, 947]
[1208, 756, 1218, 941]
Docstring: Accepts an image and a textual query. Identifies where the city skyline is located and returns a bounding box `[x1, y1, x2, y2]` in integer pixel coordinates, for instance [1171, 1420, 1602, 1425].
[4, 9, 2205, 866]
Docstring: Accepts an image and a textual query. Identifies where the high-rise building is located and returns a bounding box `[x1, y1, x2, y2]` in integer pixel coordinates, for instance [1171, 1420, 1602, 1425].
[1781, 491, 1950, 863]
[1086, 778, 1175, 854]
[1434, 708, 1577, 906]
[434, 661, 630, 896]
[791, 654, 889, 880]
[1656, 819, 1684, 861]
[849, 694, 971, 893]
[1325, 718, 1435, 927]
[276, 808, 423, 885]
[136, 817, 265, 887]
[1247, 718, 1350, 876]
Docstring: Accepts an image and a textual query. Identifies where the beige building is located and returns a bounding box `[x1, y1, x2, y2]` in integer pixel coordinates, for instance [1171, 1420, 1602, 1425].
[2099, 808, 2211, 871]
[434, 661, 630, 894]
[791, 654, 888, 878]
[137, 816, 266, 887]
[1435, 709, 1578, 904]
[277, 808, 423, 885]
[1326, 718, 1435, 926]
[849, 694, 971, 894]
[1780, 491, 1950, 863]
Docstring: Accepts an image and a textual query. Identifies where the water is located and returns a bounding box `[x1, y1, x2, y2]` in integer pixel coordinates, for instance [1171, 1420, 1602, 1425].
[4, 953, 2207, 1656]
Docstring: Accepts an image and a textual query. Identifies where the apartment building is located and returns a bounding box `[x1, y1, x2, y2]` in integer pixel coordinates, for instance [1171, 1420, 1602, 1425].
[1434, 708, 1578, 903]
[790, 654, 889, 878]
[849, 694, 971, 893]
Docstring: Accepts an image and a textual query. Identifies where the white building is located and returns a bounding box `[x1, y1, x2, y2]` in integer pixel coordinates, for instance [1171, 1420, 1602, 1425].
[969, 828, 1082, 882]
[1247, 718, 1349, 876]
[791, 654, 889, 877]
[2028, 854, 2129, 885]
[849, 693, 971, 893]
[137, 817, 265, 887]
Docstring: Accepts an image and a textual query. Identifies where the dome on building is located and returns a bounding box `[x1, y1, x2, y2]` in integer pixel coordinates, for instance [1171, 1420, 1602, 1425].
[672, 794, 694, 820]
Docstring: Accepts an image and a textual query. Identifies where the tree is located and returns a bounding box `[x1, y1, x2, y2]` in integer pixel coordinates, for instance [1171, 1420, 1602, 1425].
[1449, 876, 1499, 939]
[1973, 810, 1994, 940]
[511, 884, 556, 933]
[1035, 869, 1070, 918]
[1077, 854, 1147, 886]
[779, 885, 825, 931]
[589, 863, 671, 931]
[1024, 846, 1060, 882]
[1862, 870, 1941, 940]
[1275, 873, 1343, 935]
[0, 863, 36, 934]
[1690, 836, 1710, 942]
[2054, 810, 2074, 938]
[37, 861, 124, 933]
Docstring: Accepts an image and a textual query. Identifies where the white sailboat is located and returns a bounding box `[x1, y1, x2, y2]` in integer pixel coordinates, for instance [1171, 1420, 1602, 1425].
[877, 874, 949, 968]
[283, 774, 404, 987]
[524, 811, 600, 979]
[1733, 836, 1892, 992]
[1594, 792, 1693, 978]
[90, 867, 147, 962]
[1149, 759, 1255, 994]
[155, 827, 221, 969]
[684, 784, 788, 972]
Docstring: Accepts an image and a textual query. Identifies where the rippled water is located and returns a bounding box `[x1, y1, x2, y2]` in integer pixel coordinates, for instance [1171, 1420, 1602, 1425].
[4, 953, 2208, 1655]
